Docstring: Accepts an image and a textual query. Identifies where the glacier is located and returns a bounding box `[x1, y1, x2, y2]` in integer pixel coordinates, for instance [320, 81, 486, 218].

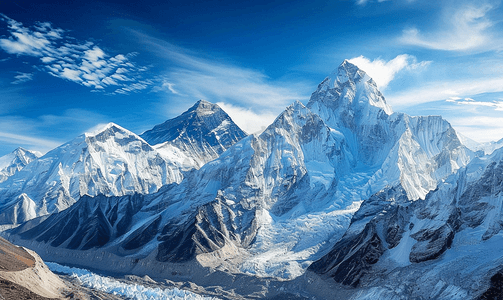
[47, 262, 220, 300]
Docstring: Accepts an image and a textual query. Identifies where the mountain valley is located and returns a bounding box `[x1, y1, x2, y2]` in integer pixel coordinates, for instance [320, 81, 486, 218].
[1, 60, 502, 299]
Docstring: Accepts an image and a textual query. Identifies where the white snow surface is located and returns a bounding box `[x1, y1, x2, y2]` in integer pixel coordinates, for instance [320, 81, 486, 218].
[0, 123, 184, 224]
[0, 147, 41, 183]
[46, 262, 219, 300]
[345, 146, 503, 299]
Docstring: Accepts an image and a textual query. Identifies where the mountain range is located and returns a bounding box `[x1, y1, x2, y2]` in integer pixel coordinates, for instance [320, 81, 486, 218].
[2, 60, 502, 299]
[0, 101, 246, 225]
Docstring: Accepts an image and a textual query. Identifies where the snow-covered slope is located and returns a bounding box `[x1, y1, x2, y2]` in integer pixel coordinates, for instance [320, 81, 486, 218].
[310, 146, 503, 299]
[0, 148, 41, 183]
[0, 123, 183, 225]
[9, 60, 474, 284]
[308, 60, 472, 200]
[141, 100, 247, 170]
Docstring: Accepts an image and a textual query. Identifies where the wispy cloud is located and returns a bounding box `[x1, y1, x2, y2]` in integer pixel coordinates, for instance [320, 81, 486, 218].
[356, 0, 390, 5]
[348, 54, 430, 89]
[446, 96, 503, 111]
[400, 3, 497, 51]
[152, 81, 182, 95]
[133, 30, 312, 129]
[450, 116, 503, 143]
[387, 76, 503, 109]
[0, 14, 152, 94]
[0, 131, 61, 153]
[11, 72, 33, 84]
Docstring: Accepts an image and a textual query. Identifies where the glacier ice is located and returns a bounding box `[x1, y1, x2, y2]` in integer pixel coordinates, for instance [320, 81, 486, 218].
[47, 262, 220, 300]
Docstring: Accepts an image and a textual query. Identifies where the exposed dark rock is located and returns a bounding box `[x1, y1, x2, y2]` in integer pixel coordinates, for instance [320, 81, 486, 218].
[479, 271, 503, 300]
[409, 224, 455, 263]
[122, 216, 162, 251]
[13, 193, 147, 251]
[309, 222, 385, 287]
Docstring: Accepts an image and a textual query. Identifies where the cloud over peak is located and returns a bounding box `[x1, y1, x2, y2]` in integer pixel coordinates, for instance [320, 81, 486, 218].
[348, 54, 430, 89]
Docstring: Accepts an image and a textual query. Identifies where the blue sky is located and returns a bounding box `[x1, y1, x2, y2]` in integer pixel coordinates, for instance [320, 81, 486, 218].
[1, 0, 503, 156]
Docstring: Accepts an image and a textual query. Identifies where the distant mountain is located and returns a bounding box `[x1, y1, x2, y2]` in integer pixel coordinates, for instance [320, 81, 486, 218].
[0, 148, 41, 183]
[0, 123, 183, 225]
[10, 60, 474, 284]
[458, 132, 503, 155]
[0, 101, 247, 226]
[141, 100, 247, 170]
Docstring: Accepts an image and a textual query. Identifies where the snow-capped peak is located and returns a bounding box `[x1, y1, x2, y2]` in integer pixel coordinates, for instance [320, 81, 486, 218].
[0, 147, 41, 183]
[84, 122, 130, 138]
[334, 59, 367, 86]
[140, 100, 247, 170]
[265, 100, 311, 133]
[308, 60, 392, 119]
[191, 99, 220, 116]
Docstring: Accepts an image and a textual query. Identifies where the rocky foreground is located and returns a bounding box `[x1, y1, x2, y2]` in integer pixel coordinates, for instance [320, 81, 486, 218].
[0, 237, 122, 300]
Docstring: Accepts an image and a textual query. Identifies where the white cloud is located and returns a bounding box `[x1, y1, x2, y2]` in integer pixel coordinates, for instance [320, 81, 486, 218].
[348, 54, 430, 89]
[450, 116, 503, 143]
[152, 81, 181, 95]
[11, 72, 33, 84]
[0, 15, 56, 56]
[387, 76, 503, 109]
[0, 14, 153, 94]
[216, 102, 278, 134]
[356, 0, 390, 5]
[164, 82, 179, 95]
[134, 30, 312, 116]
[0, 131, 61, 153]
[400, 4, 496, 51]
[447, 98, 503, 111]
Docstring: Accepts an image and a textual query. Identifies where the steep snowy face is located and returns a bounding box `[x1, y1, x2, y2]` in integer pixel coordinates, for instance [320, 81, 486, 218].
[141, 100, 247, 170]
[308, 60, 394, 168]
[0, 123, 182, 225]
[308, 60, 392, 130]
[308, 61, 472, 199]
[311, 147, 503, 299]
[0, 148, 41, 183]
